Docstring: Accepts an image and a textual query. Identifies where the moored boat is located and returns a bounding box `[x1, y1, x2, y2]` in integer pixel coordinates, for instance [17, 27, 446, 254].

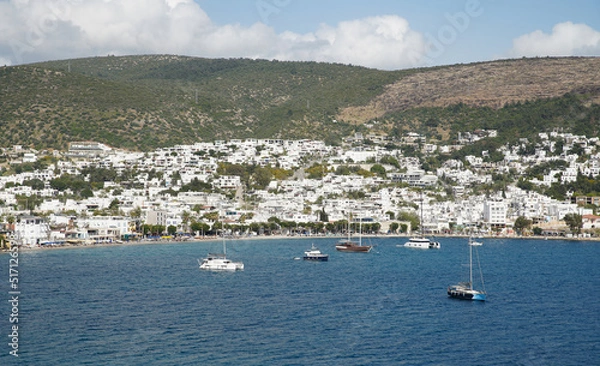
[198, 253, 244, 271]
[198, 213, 244, 271]
[303, 244, 329, 261]
[335, 213, 372, 252]
[403, 237, 441, 249]
[447, 283, 486, 301]
[447, 236, 486, 301]
[401, 191, 440, 249]
[335, 239, 372, 252]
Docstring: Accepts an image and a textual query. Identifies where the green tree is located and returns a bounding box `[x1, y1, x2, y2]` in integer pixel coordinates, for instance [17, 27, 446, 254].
[22, 178, 45, 190]
[370, 164, 386, 177]
[514, 216, 532, 235]
[152, 225, 166, 236]
[252, 167, 272, 189]
[181, 211, 192, 233]
[397, 211, 419, 232]
[180, 178, 212, 192]
[563, 213, 583, 235]
[190, 221, 210, 236]
[379, 155, 399, 168]
[335, 165, 351, 175]
[399, 223, 408, 233]
[318, 208, 329, 222]
[108, 198, 120, 213]
[130, 207, 142, 219]
[306, 163, 327, 179]
[81, 188, 94, 198]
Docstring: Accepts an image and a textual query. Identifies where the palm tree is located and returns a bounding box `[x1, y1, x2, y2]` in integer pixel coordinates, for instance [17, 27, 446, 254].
[181, 210, 192, 234]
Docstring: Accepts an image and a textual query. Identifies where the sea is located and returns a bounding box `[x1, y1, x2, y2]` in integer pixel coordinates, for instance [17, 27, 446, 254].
[1, 236, 598, 365]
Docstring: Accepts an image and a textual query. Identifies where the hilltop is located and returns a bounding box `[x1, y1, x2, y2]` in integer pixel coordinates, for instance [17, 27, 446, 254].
[0, 55, 599, 151]
[338, 57, 600, 123]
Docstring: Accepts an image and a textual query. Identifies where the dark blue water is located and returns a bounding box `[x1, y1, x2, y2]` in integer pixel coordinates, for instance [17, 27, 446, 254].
[1, 237, 599, 365]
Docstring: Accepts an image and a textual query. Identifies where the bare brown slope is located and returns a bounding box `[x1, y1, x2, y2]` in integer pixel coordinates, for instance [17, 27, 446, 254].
[338, 57, 600, 124]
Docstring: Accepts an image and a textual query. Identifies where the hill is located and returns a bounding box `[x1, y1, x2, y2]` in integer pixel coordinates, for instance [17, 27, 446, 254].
[339, 57, 600, 122]
[0, 55, 599, 151]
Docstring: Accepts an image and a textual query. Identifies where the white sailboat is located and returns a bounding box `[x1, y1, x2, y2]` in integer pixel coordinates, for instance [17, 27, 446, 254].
[198, 224, 244, 271]
[447, 236, 486, 301]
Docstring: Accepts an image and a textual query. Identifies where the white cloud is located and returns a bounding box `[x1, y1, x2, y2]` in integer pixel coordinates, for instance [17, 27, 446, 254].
[509, 21, 600, 58]
[0, 0, 427, 69]
[272, 15, 427, 69]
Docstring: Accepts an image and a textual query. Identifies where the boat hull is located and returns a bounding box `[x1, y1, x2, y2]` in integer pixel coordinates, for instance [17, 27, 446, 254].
[199, 257, 244, 271]
[447, 285, 486, 301]
[403, 238, 440, 249]
[303, 255, 329, 261]
[335, 243, 372, 252]
[303, 245, 329, 260]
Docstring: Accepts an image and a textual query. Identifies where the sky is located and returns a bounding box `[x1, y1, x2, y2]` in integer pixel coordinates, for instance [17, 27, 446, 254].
[0, 0, 599, 70]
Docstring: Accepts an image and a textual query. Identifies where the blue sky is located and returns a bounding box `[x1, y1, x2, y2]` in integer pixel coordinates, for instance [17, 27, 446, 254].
[1, 0, 599, 69]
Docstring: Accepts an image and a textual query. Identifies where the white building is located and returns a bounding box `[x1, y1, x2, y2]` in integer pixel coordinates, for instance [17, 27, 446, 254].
[11, 215, 50, 246]
[483, 199, 507, 227]
[146, 210, 169, 227]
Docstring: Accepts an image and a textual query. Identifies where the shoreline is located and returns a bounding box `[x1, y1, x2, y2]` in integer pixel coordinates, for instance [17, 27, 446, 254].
[3, 232, 599, 253]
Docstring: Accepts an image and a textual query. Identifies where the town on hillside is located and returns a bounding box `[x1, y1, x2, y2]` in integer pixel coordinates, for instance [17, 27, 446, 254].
[1, 130, 599, 248]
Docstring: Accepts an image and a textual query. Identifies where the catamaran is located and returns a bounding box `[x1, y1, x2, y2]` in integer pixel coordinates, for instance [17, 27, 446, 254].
[402, 191, 440, 249]
[198, 228, 244, 271]
[447, 236, 486, 301]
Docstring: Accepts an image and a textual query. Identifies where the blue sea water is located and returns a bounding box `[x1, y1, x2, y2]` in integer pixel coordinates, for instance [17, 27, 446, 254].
[1, 237, 599, 365]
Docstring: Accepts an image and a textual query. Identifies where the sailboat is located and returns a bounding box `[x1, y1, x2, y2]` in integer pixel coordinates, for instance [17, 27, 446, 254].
[335, 214, 372, 252]
[403, 191, 440, 249]
[198, 226, 244, 271]
[447, 236, 486, 301]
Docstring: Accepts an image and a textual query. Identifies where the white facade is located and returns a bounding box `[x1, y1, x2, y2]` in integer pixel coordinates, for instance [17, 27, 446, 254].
[77, 216, 133, 236]
[12, 216, 49, 246]
[483, 200, 507, 226]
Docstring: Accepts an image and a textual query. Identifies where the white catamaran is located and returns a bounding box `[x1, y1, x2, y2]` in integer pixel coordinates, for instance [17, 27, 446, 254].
[198, 228, 244, 271]
[402, 191, 440, 249]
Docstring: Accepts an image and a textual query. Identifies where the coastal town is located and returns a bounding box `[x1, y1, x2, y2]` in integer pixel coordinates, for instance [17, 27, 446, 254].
[1, 129, 599, 248]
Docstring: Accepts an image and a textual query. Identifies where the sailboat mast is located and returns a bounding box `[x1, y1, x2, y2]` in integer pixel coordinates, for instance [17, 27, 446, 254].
[469, 240, 473, 289]
[223, 228, 226, 256]
[220, 205, 226, 257]
[420, 191, 424, 237]
[347, 212, 351, 242]
[359, 216, 362, 246]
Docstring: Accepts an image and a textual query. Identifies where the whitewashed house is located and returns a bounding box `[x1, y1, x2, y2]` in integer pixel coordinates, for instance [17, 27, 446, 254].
[11, 215, 50, 246]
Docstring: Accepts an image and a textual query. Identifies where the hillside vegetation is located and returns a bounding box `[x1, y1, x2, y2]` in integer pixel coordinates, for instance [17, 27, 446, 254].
[0, 55, 599, 151]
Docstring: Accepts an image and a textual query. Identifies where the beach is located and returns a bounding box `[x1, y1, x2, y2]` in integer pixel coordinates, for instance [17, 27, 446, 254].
[4, 231, 598, 253]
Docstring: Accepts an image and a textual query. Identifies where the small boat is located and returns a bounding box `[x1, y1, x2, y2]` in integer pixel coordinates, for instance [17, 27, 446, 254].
[447, 237, 486, 301]
[303, 244, 329, 261]
[469, 239, 483, 246]
[403, 237, 441, 249]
